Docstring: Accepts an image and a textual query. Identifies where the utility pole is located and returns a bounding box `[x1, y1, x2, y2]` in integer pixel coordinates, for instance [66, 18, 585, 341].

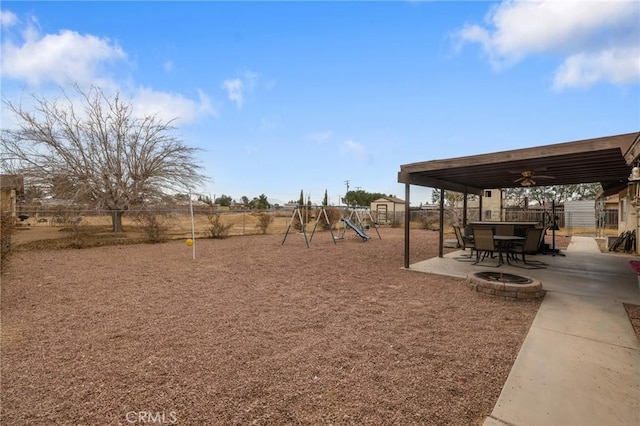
[344, 180, 350, 206]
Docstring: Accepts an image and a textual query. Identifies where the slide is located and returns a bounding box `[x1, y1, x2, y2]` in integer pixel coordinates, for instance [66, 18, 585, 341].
[342, 218, 370, 241]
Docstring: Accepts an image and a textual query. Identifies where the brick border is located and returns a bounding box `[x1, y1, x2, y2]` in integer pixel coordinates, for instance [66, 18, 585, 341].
[466, 272, 545, 300]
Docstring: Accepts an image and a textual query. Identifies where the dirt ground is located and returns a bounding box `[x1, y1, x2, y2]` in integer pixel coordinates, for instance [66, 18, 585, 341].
[2, 228, 559, 425]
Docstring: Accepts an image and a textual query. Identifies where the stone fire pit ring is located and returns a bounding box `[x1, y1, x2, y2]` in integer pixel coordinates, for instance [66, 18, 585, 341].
[466, 271, 545, 300]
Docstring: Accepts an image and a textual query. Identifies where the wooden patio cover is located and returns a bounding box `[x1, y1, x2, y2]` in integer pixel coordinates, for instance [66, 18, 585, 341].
[397, 131, 640, 267]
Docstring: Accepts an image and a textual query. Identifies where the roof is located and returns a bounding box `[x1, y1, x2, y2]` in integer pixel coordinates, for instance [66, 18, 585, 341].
[398, 132, 640, 196]
[372, 196, 405, 204]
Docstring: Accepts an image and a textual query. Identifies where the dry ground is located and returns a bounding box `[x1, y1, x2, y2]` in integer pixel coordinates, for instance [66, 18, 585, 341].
[2, 228, 557, 425]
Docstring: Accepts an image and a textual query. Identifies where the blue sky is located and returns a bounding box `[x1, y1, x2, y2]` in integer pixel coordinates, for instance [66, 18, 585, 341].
[2, 1, 639, 206]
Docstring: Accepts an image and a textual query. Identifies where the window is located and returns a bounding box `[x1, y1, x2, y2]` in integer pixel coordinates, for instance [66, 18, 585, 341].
[484, 210, 492, 220]
[484, 190, 492, 198]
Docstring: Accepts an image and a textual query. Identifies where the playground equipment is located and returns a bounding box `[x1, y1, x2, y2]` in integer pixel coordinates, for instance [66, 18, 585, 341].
[338, 208, 381, 242]
[281, 205, 381, 247]
[342, 217, 370, 241]
[282, 205, 311, 248]
[309, 206, 337, 244]
[282, 205, 338, 247]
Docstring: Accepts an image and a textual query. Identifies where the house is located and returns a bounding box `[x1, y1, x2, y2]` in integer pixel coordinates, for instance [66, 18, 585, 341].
[0, 174, 24, 219]
[370, 196, 405, 224]
[447, 188, 503, 221]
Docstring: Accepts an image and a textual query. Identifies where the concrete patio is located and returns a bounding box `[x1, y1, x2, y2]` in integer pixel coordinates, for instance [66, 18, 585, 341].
[408, 236, 640, 426]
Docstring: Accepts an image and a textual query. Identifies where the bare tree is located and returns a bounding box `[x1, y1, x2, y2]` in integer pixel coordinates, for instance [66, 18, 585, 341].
[1, 85, 207, 231]
[505, 183, 602, 206]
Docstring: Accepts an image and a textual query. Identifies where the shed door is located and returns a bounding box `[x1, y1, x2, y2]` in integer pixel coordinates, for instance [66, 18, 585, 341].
[377, 204, 388, 224]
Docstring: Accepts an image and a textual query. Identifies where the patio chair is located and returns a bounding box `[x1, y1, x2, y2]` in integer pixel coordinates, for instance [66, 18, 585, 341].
[495, 223, 515, 236]
[453, 225, 475, 260]
[472, 227, 501, 267]
[510, 227, 547, 269]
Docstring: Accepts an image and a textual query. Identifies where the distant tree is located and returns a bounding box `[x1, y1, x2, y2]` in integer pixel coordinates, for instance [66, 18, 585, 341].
[430, 189, 467, 224]
[298, 189, 304, 206]
[430, 183, 602, 211]
[0, 85, 207, 232]
[214, 194, 232, 207]
[251, 193, 271, 210]
[256, 194, 271, 210]
[241, 196, 250, 206]
[431, 190, 478, 205]
[505, 183, 602, 205]
[322, 189, 328, 206]
[343, 190, 394, 207]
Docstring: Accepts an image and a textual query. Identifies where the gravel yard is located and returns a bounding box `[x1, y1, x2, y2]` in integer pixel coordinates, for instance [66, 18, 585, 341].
[1, 228, 545, 425]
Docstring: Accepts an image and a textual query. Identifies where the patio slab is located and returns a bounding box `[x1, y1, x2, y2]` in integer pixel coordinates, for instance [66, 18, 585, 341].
[407, 236, 640, 426]
[409, 237, 639, 304]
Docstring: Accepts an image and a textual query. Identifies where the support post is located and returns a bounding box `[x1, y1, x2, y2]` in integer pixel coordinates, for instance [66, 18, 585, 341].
[189, 190, 196, 260]
[462, 191, 468, 227]
[404, 183, 410, 269]
[439, 188, 445, 258]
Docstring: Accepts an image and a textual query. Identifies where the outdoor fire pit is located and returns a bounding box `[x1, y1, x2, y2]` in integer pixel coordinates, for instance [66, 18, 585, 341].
[467, 271, 544, 299]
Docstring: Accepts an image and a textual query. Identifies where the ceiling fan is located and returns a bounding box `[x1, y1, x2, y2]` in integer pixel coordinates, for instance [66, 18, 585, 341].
[513, 170, 555, 187]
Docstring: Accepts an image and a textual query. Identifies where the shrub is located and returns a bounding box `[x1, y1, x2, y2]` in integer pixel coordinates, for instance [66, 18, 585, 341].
[417, 213, 438, 230]
[206, 212, 233, 239]
[322, 207, 343, 230]
[1, 212, 13, 271]
[255, 212, 273, 234]
[134, 211, 173, 243]
[288, 208, 306, 232]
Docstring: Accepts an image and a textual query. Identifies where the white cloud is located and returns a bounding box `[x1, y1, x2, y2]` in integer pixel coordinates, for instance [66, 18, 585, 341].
[222, 78, 244, 109]
[341, 139, 369, 162]
[1, 18, 126, 86]
[0, 10, 18, 27]
[455, 0, 640, 88]
[0, 10, 217, 127]
[131, 86, 217, 125]
[221, 70, 260, 109]
[554, 47, 640, 90]
[163, 60, 174, 73]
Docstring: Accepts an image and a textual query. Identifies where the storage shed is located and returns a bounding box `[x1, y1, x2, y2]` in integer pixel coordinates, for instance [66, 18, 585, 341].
[564, 200, 596, 229]
[370, 196, 405, 224]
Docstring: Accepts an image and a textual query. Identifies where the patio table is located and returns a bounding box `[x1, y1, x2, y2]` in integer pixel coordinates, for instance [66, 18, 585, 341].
[493, 235, 525, 265]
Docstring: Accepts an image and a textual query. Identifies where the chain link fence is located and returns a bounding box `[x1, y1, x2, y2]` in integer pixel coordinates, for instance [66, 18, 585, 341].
[7, 205, 382, 245]
[5, 203, 619, 248]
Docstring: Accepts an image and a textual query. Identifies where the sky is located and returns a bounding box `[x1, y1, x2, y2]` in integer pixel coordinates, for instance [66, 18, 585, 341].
[1, 0, 639, 206]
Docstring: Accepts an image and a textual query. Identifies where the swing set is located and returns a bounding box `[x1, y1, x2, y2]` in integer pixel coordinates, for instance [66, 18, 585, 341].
[281, 205, 381, 248]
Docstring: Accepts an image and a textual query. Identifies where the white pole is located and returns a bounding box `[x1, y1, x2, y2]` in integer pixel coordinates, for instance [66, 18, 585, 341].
[189, 190, 196, 260]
